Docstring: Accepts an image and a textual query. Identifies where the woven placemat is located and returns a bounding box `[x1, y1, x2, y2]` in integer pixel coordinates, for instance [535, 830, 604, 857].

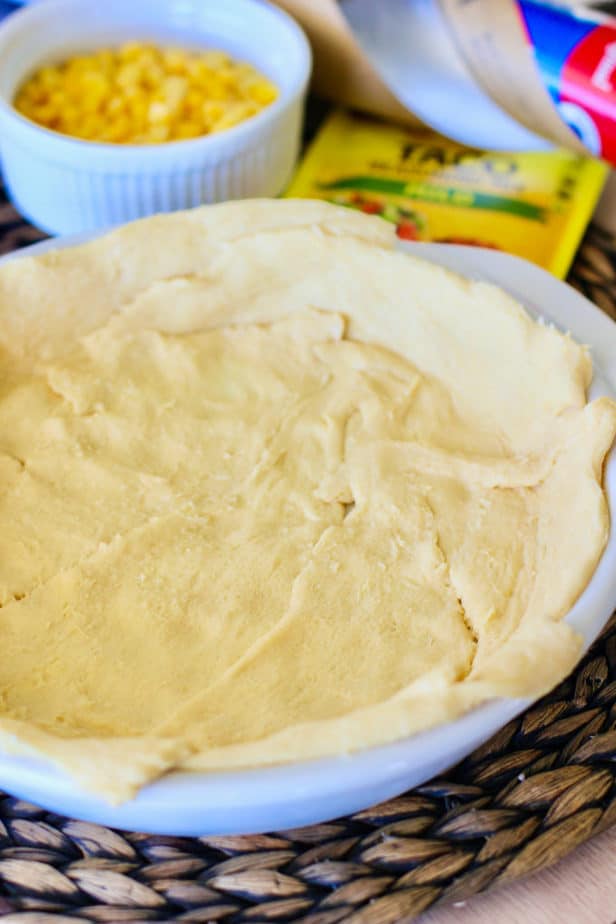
[0, 190, 615, 923]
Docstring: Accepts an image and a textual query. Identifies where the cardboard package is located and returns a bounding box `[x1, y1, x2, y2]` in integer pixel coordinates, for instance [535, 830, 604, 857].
[275, 0, 615, 232]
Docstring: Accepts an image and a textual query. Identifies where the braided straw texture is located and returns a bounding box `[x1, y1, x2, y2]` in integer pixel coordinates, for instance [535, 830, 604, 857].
[0, 190, 615, 922]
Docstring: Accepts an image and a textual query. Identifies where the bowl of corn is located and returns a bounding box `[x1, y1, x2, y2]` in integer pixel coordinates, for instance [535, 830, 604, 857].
[0, 0, 311, 234]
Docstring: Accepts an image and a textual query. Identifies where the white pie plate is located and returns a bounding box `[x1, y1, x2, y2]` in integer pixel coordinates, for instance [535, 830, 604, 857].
[0, 234, 615, 835]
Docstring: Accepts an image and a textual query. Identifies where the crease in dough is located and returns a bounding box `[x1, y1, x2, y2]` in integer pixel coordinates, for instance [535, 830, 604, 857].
[421, 490, 479, 662]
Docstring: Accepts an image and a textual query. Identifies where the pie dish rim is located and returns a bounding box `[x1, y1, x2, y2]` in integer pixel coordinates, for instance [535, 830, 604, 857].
[0, 233, 613, 835]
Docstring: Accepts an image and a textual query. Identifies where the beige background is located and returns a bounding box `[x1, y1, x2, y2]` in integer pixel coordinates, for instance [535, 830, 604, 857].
[420, 826, 616, 924]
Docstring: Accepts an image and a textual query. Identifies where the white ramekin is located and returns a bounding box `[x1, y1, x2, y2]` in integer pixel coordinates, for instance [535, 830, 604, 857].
[0, 0, 311, 235]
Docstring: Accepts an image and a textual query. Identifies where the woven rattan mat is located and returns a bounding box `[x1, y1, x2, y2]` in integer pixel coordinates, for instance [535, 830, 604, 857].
[0, 189, 615, 923]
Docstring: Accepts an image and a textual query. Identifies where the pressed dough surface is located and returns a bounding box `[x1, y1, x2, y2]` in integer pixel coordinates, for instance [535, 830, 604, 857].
[0, 200, 614, 801]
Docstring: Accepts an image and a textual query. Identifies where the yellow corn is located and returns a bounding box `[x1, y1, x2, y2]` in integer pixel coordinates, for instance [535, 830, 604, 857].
[14, 43, 278, 144]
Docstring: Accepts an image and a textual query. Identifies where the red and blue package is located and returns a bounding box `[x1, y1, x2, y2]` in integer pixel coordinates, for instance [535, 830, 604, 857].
[520, 0, 616, 162]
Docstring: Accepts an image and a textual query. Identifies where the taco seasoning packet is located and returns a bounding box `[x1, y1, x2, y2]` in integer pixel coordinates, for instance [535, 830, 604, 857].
[286, 109, 607, 278]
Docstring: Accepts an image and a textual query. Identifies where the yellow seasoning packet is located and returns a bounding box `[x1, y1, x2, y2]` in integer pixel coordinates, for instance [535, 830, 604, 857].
[287, 109, 607, 278]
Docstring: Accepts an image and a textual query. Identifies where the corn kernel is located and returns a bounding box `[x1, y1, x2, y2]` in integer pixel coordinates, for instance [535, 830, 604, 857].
[37, 66, 61, 89]
[249, 81, 278, 105]
[105, 95, 126, 116]
[174, 121, 204, 140]
[94, 49, 114, 71]
[127, 97, 148, 127]
[162, 75, 187, 107]
[162, 48, 188, 74]
[119, 41, 143, 62]
[144, 123, 171, 143]
[148, 100, 170, 123]
[14, 42, 278, 144]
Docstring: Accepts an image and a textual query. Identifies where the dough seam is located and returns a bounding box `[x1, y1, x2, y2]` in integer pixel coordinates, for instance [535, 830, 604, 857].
[422, 492, 479, 682]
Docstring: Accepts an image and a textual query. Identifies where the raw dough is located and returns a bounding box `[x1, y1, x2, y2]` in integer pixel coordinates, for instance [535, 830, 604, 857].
[0, 199, 613, 802]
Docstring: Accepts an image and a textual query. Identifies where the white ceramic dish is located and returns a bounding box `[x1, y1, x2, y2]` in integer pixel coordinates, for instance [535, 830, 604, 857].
[0, 235, 614, 835]
[0, 0, 311, 235]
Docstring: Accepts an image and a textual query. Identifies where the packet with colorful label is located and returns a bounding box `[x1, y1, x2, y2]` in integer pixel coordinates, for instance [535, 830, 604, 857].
[287, 109, 607, 277]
